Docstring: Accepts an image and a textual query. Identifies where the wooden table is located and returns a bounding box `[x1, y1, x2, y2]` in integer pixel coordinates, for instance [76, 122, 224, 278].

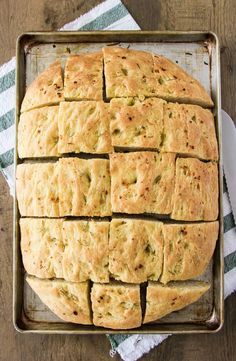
[0, 1, 235, 360]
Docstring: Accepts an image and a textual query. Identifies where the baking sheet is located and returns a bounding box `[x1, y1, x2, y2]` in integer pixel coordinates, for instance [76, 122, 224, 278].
[14, 31, 223, 333]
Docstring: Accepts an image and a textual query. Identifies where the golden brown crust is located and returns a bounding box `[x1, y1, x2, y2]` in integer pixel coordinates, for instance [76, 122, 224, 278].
[58, 158, 111, 217]
[109, 219, 163, 283]
[153, 54, 213, 108]
[91, 283, 142, 329]
[18, 106, 59, 158]
[144, 281, 210, 323]
[58, 101, 113, 154]
[20, 218, 64, 278]
[160, 222, 219, 284]
[62, 220, 109, 283]
[21, 61, 64, 113]
[26, 277, 92, 324]
[110, 151, 175, 214]
[171, 158, 219, 221]
[64, 52, 103, 100]
[110, 97, 166, 149]
[16, 163, 60, 217]
[163, 103, 218, 160]
[103, 47, 156, 98]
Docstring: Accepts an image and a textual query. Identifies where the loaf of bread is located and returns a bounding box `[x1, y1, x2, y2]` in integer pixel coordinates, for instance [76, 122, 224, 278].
[18, 106, 59, 158]
[110, 151, 176, 214]
[21, 61, 64, 112]
[91, 283, 142, 329]
[18, 46, 219, 330]
[27, 276, 92, 324]
[109, 218, 163, 283]
[171, 157, 218, 221]
[64, 52, 103, 100]
[144, 281, 210, 323]
[58, 101, 112, 154]
[58, 157, 111, 217]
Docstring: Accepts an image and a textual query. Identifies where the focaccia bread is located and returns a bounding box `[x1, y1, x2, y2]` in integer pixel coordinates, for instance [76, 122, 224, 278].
[153, 54, 213, 108]
[103, 47, 213, 107]
[160, 222, 219, 284]
[16, 162, 59, 217]
[91, 283, 142, 329]
[27, 276, 92, 324]
[20, 218, 64, 279]
[144, 281, 210, 323]
[58, 157, 111, 216]
[58, 101, 113, 154]
[21, 61, 64, 113]
[109, 219, 163, 283]
[163, 103, 218, 160]
[103, 47, 156, 98]
[62, 220, 109, 283]
[171, 158, 218, 221]
[64, 52, 103, 100]
[110, 97, 166, 149]
[18, 106, 59, 158]
[110, 151, 175, 214]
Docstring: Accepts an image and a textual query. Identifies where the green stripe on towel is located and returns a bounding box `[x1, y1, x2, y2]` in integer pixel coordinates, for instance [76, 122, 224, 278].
[0, 148, 14, 169]
[80, 3, 128, 30]
[0, 109, 15, 132]
[225, 250, 236, 273]
[0, 69, 15, 94]
[224, 212, 235, 233]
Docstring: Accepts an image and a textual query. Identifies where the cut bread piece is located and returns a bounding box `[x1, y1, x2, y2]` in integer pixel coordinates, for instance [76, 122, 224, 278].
[144, 281, 210, 323]
[21, 61, 64, 113]
[109, 219, 163, 283]
[16, 162, 59, 217]
[58, 101, 113, 154]
[62, 220, 109, 283]
[26, 276, 92, 324]
[103, 47, 156, 98]
[110, 151, 175, 214]
[171, 158, 218, 221]
[20, 218, 64, 279]
[91, 283, 142, 329]
[58, 157, 111, 217]
[153, 54, 213, 108]
[18, 106, 59, 158]
[163, 103, 218, 160]
[110, 97, 166, 150]
[160, 222, 219, 284]
[64, 52, 103, 100]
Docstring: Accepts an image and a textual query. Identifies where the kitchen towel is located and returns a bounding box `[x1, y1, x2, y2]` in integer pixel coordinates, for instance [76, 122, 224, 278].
[0, 1, 235, 360]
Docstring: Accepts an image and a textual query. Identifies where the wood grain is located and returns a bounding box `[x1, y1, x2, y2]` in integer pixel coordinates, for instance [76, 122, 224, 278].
[0, 1, 236, 360]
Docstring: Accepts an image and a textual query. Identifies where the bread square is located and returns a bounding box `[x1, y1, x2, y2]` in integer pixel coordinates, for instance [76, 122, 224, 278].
[62, 220, 109, 283]
[64, 52, 103, 100]
[144, 281, 210, 323]
[109, 219, 163, 283]
[16, 162, 59, 217]
[18, 106, 59, 158]
[110, 151, 176, 214]
[21, 61, 64, 113]
[153, 54, 213, 108]
[160, 222, 219, 284]
[110, 97, 166, 150]
[103, 47, 156, 98]
[27, 277, 92, 324]
[163, 103, 218, 160]
[171, 158, 218, 221]
[20, 218, 64, 279]
[58, 101, 113, 154]
[58, 157, 111, 216]
[91, 283, 142, 329]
